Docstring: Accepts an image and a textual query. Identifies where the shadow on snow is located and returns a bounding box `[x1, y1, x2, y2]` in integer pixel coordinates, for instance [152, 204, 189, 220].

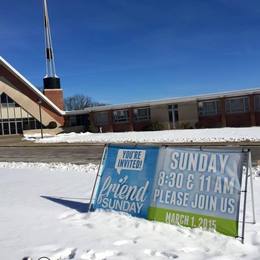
[41, 195, 90, 213]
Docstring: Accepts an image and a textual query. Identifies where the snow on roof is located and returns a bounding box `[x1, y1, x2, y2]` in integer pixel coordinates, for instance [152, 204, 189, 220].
[85, 87, 260, 112]
[0, 56, 65, 115]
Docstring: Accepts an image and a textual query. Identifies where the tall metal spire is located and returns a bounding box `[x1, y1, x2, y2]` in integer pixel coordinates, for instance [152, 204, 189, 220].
[43, 0, 61, 89]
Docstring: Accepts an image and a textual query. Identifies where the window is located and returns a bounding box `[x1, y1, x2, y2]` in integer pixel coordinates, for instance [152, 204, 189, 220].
[3, 122, 9, 135]
[22, 118, 29, 130]
[29, 118, 36, 129]
[198, 100, 220, 116]
[10, 122, 16, 134]
[225, 97, 249, 113]
[255, 95, 260, 112]
[134, 107, 150, 121]
[69, 116, 77, 126]
[0, 93, 7, 107]
[7, 96, 15, 107]
[0, 93, 7, 104]
[94, 112, 109, 125]
[113, 110, 129, 123]
[0, 93, 18, 107]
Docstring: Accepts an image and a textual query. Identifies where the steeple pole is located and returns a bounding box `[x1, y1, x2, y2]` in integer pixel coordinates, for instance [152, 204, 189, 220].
[43, 0, 57, 78]
[42, 0, 61, 90]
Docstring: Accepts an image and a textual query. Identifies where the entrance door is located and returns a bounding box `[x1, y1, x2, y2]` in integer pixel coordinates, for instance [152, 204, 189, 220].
[168, 105, 179, 129]
[17, 122, 23, 134]
[3, 122, 9, 135]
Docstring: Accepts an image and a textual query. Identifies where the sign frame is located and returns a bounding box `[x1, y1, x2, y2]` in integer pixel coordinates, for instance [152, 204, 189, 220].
[239, 149, 256, 244]
[88, 144, 256, 243]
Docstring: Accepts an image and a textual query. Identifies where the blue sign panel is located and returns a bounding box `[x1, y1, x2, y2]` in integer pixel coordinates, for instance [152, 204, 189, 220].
[92, 144, 159, 218]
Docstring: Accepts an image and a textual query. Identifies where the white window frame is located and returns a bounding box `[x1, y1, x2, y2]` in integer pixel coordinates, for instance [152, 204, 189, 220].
[225, 97, 249, 114]
[94, 111, 109, 125]
[199, 100, 220, 116]
[254, 95, 260, 112]
[134, 107, 151, 121]
[113, 109, 129, 123]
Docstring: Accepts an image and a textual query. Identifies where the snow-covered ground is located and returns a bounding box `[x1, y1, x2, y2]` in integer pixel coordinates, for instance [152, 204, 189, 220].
[24, 127, 260, 144]
[1, 162, 260, 260]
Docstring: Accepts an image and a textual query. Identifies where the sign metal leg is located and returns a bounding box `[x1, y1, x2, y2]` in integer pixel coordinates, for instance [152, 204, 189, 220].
[241, 153, 250, 244]
[249, 152, 256, 224]
[88, 144, 107, 212]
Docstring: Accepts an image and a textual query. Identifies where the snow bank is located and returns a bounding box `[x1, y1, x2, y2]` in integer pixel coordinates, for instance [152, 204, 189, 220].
[252, 165, 260, 177]
[23, 133, 54, 138]
[24, 127, 260, 144]
[0, 162, 260, 259]
[0, 161, 98, 173]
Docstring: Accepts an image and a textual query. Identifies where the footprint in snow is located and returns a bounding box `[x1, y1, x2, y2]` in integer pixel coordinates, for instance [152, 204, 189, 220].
[50, 248, 77, 260]
[81, 249, 120, 260]
[58, 211, 76, 220]
[84, 223, 94, 229]
[180, 247, 203, 253]
[144, 249, 178, 259]
[252, 231, 260, 245]
[113, 239, 137, 246]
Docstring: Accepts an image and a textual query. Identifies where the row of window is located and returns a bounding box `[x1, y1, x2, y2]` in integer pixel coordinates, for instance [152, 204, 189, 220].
[0, 118, 42, 135]
[94, 95, 260, 125]
[199, 95, 260, 116]
[0, 93, 44, 135]
[0, 93, 19, 107]
[94, 107, 151, 125]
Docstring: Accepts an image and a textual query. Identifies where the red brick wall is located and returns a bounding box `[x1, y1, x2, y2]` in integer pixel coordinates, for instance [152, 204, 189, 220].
[226, 113, 251, 127]
[97, 125, 111, 132]
[198, 115, 222, 128]
[90, 108, 152, 132]
[90, 95, 260, 131]
[89, 111, 114, 132]
[43, 89, 64, 110]
[198, 95, 258, 128]
[133, 121, 151, 131]
[42, 106, 64, 125]
[92, 121, 151, 132]
[112, 122, 132, 132]
[255, 112, 260, 126]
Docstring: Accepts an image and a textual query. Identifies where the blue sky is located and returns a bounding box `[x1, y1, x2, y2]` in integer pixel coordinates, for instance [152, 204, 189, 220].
[1, 0, 260, 104]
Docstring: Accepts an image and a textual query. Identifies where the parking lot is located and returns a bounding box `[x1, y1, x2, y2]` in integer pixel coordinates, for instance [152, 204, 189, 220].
[0, 135, 104, 164]
[0, 135, 259, 165]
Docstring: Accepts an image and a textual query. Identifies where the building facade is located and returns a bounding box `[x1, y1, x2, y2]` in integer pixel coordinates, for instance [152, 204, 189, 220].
[87, 89, 260, 132]
[0, 56, 260, 136]
[0, 57, 60, 135]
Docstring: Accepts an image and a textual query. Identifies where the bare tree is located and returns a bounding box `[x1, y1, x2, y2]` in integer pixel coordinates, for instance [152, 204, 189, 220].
[64, 94, 105, 111]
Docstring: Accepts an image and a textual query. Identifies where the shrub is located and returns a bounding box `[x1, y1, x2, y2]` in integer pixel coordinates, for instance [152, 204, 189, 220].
[143, 121, 165, 131]
[47, 121, 57, 129]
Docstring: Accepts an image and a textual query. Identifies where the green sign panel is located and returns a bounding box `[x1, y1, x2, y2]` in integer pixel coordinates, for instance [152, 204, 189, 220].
[148, 147, 245, 237]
